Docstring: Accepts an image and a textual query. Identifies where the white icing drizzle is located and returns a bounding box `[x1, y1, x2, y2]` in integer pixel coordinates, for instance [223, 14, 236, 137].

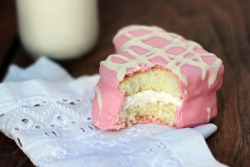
[206, 107, 211, 122]
[94, 86, 102, 116]
[183, 90, 188, 96]
[101, 25, 222, 88]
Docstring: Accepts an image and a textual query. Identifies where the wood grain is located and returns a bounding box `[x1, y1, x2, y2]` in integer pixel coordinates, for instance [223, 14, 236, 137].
[0, 0, 249, 166]
[0, 1, 18, 80]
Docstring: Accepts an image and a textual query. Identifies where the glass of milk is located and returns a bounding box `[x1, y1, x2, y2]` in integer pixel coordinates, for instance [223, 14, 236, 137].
[16, 0, 99, 60]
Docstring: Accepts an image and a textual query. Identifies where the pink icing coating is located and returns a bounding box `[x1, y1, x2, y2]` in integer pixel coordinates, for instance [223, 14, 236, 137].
[92, 25, 224, 130]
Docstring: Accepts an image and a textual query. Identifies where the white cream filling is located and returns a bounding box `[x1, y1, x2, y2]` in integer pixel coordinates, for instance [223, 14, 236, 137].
[123, 90, 182, 110]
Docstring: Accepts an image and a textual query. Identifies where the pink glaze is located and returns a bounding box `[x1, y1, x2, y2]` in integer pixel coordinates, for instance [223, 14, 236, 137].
[176, 64, 224, 128]
[92, 25, 224, 130]
[166, 47, 186, 55]
[149, 56, 168, 66]
[143, 37, 171, 48]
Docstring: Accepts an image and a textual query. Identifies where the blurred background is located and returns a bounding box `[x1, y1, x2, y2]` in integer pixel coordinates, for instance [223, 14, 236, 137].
[0, 0, 249, 166]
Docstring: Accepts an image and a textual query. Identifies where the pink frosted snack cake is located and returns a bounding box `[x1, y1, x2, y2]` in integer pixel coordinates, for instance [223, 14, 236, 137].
[92, 25, 224, 130]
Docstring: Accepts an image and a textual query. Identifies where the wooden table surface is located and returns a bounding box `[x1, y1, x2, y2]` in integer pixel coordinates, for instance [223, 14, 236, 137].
[0, 0, 249, 166]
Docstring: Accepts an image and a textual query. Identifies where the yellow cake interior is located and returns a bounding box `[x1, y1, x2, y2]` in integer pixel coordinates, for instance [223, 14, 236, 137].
[118, 67, 182, 127]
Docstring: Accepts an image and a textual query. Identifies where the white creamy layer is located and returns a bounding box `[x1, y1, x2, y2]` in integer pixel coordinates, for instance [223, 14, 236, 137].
[123, 90, 182, 110]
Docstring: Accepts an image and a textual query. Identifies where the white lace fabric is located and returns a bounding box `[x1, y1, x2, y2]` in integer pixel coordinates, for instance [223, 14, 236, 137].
[0, 57, 227, 167]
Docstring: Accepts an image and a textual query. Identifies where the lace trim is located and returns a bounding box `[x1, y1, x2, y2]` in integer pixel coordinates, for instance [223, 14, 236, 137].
[0, 90, 221, 167]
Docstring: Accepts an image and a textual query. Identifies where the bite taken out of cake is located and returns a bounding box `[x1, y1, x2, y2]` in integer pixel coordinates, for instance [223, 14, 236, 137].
[92, 25, 224, 130]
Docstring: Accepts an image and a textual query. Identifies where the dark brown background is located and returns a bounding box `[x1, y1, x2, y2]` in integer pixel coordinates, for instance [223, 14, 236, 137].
[0, 0, 249, 166]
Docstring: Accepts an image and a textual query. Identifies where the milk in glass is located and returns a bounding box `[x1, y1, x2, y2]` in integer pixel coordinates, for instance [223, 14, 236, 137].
[16, 0, 99, 60]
